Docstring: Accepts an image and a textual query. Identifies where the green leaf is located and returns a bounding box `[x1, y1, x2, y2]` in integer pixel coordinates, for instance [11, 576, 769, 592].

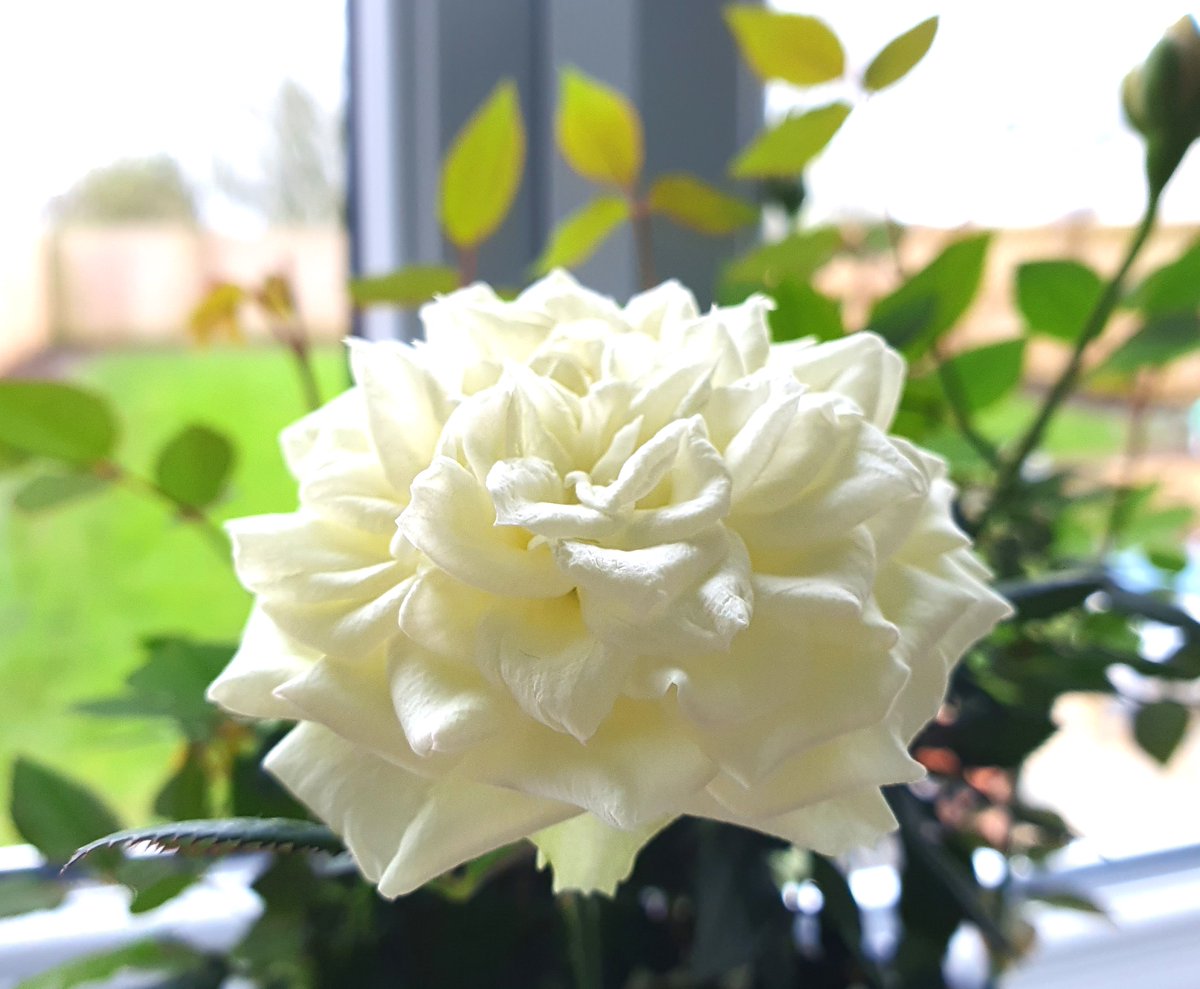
[867, 234, 991, 357]
[154, 425, 234, 510]
[1126, 236, 1200, 315]
[557, 68, 643, 187]
[534, 197, 629, 274]
[77, 637, 234, 742]
[66, 818, 343, 872]
[441, 79, 526, 249]
[766, 279, 844, 342]
[14, 940, 207, 989]
[940, 339, 1026, 412]
[996, 571, 1106, 621]
[154, 748, 212, 820]
[13, 472, 109, 512]
[1016, 260, 1104, 341]
[724, 7, 844, 86]
[0, 875, 66, 918]
[1102, 312, 1200, 375]
[730, 103, 851, 179]
[129, 873, 198, 914]
[723, 226, 842, 285]
[10, 757, 123, 864]
[0, 381, 118, 465]
[646, 174, 757, 235]
[1134, 700, 1190, 764]
[348, 265, 459, 307]
[868, 294, 937, 351]
[863, 17, 939, 92]
[0, 440, 31, 473]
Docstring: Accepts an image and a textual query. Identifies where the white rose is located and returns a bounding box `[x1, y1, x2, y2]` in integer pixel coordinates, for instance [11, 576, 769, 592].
[208, 271, 1011, 897]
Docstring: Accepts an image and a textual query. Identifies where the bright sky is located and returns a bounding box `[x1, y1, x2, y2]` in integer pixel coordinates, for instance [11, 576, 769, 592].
[1, 2, 1199, 231]
[0, 0, 345, 232]
[774, 0, 1200, 225]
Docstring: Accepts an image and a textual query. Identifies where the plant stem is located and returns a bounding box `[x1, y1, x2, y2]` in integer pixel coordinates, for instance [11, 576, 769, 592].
[110, 464, 230, 560]
[458, 246, 479, 286]
[564, 892, 603, 989]
[1101, 371, 1154, 556]
[973, 193, 1161, 534]
[934, 345, 1001, 468]
[630, 197, 656, 291]
[286, 338, 323, 413]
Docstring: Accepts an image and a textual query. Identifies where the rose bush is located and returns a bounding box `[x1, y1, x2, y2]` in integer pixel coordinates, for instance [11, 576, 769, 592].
[208, 271, 1010, 897]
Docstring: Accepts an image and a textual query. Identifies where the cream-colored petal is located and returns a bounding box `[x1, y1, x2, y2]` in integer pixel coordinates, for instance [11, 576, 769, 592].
[705, 723, 922, 820]
[777, 331, 906, 430]
[532, 813, 668, 894]
[207, 606, 317, 720]
[622, 279, 700, 337]
[397, 568, 490, 663]
[280, 387, 371, 480]
[388, 640, 507, 756]
[400, 457, 574, 599]
[463, 699, 716, 830]
[297, 450, 405, 537]
[265, 722, 575, 898]
[689, 786, 899, 857]
[228, 512, 411, 660]
[663, 296, 772, 384]
[348, 339, 452, 492]
[557, 526, 751, 654]
[487, 457, 617, 540]
[678, 573, 905, 783]
[476, 595, 634, 742]
[273, 653, 442, 776]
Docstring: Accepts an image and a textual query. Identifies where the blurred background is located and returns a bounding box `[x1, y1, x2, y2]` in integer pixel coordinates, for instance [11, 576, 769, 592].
[2, 2, 1200, 986]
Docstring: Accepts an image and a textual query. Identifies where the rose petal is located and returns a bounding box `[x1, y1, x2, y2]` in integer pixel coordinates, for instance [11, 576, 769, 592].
[705, 722, 922, 820]
[476, 594, 633, 742]
[348, 339, 453, 492]
[265, 722, 574, 897]
[207, 606, 317, 720]
[400, 457, 574, 599]
[463, 699, 716, 830]
[776, 331, 906, 430]
[229, 512, 412, 659]
[388, 639, 508, 755]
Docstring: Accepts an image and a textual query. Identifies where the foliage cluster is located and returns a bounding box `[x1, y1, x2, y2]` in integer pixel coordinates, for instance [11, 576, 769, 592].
[2, 9, 1200, 989]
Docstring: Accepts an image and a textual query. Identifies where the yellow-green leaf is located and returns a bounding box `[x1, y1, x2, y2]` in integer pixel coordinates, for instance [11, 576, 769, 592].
[556, 68, 643, 188]
[863, 17, 939, 92]
[440, 80, 526, 249]
[647, 174, 757, 235]
[349, 266, 459, 307]
[534, 197, 630, 274]
[725, 6, 844, 86]
[730, 103, 851, 179]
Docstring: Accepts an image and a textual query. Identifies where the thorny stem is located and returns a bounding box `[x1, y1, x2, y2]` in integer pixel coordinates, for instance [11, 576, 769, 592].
[972, 192, 1161, 535]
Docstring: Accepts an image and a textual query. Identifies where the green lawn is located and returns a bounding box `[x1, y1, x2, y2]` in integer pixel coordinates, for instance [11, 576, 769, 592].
[0, 345, 349, 842]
